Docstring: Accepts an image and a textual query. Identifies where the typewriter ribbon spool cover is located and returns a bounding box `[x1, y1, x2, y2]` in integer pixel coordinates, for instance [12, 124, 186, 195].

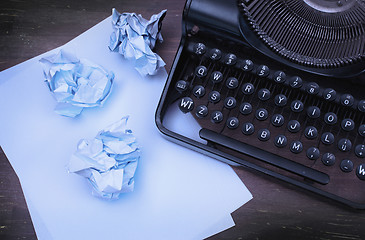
[155, 0, 365, 208]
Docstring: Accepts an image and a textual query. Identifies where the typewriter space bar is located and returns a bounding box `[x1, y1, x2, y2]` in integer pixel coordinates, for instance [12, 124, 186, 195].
[199, 129, 330, 185]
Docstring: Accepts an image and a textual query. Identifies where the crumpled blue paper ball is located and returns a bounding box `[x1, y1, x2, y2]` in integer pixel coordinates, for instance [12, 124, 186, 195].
[40, 49, 114, 117]
[68, 116, 140, 200]
[109, 8, 167, 76]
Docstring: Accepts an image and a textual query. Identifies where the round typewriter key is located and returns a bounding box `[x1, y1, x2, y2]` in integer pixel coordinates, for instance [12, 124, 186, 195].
[290, 100, 304, 112]
[226, 77, 239, 89]
[195, 65, 207, 78]
[274, 94, 287, 107]
[258, 88, 271, 101]
[258, 128, 271, 141]
[208, 91, 221, 103]
[338, 138, 352, 152]
[359, 124, 365, 137]
[210, 71, 223, 83]
[224, 97, 237, 109]
[227, 117, 239, 129]
[274, 135, 287, 148]
[195, 105, 208, 118]
[306, 82, 320, 95]
[304, 126, 318, 139]
[324, 112, 337, 125]
[193, 85, 206, 98]
[321, 132, 334, 145]
[289, 76, 303, 89]
[241, 82, 255, 95]
[355, 144, 365, 158]
[193, 43, 206, 55]
[242, 59, 254, 72]
[341, 118, 355, 131]
[273, 71, 286, 83]
[340, 94, 354, 107]
[211, 111, 223, 123]
[306, 147, 320, 160]
[242, 122, 255, 135]
[175, 80, 188, 92]
[271, 114, 285, 127]
[223, 53, 237, 66]
[358, 100, 365, 112]
[239, 102, 252, 115]
[340, 159, 353, 173]
[290, 141, 303, 153]
[256, 108, 268, 121]
[287, 120, 300, 133]
[323, 88, 336, 101]
[179, 97, 194, 113]
[209, 48, 222, 60]
[356, 164, 365, 180]
[322, 153, 336, 166]
[307, 106, 321, 119]
[256, 65, 270, 77]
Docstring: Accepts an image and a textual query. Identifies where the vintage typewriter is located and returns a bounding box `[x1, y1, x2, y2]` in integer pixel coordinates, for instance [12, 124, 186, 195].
[155, 0, 365, 208]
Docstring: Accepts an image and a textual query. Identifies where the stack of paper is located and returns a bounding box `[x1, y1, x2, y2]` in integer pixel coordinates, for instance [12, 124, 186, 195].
[0, 16, 252, 239]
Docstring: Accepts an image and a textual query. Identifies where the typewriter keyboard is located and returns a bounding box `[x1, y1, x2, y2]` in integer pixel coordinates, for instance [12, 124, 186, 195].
[171, 40, 365, 205]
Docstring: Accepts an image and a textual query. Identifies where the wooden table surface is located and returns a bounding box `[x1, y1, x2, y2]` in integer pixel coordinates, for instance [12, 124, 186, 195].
[0, 0, 364, 239]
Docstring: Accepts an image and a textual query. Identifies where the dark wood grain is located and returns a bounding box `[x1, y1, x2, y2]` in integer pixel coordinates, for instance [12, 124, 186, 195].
[1, 0, 364, 239]
[0, 0, 183, 72]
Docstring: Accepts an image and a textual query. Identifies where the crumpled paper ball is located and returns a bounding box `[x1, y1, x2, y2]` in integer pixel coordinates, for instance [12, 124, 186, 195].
[68, 116, 140, 200]
[109, 8, 167, 76]
[40, 49, 114, 117]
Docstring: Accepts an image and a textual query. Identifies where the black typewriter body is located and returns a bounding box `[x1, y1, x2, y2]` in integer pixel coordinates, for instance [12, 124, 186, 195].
[156, 0, 365, 209]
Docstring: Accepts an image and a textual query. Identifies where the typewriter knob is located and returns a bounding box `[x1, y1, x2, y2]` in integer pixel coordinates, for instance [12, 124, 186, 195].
[289, 76, 303, 89]
[358, 100, 365, 112]
[175, 80, 188, 93]
[193, 43, 206, 55]
[307, 147, 320, 160]
[195, 105, 208, 118]
[209, 48, 222, 61]
[290, 141, 303, 154]
[322, 153, 336, 166]
[323, 88, 336, 101]
[241, 82, 255, 95]
[355, 145, 365, 158]
[193, 85, 206, 98]
[307, 106, 321, 119]
[273, 71, 286, 83]
[359, 125, 365, 137]
[340, 94, 354, 107]
[356, 164, 365, 180]
[242, 59, 254, 72]
[223, 53, 237, 66]
[179, 97, 194, 113]
[306, 82, 320, 95]
[338, 138, 352, 152]
[274, 135, 287, 148]
[321, 132, 335, 145]
[195, 65, 208, 78]
[340, 160, 354, 173]
[256, 65, 270, 77]
[324, 112, 337, 125]
[341, 119, 355, 131]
